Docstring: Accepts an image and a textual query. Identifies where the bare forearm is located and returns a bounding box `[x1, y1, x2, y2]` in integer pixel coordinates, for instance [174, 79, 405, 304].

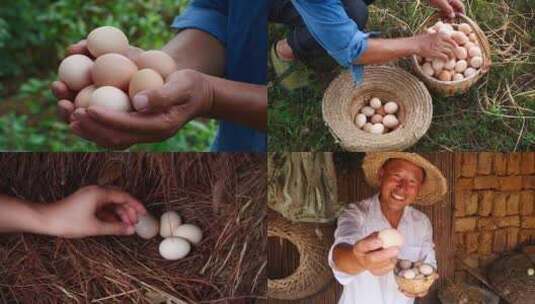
[333, 243, 365, 275]
[356, 37, 420, 65]
[0, 195, 49, 234]
[205, 75, 267, 131]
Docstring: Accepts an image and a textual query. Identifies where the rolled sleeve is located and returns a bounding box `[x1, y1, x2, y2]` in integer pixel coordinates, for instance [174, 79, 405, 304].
[171, 0, 227, 46]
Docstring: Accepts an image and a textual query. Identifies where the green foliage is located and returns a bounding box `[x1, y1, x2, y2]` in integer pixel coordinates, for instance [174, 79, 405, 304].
[0, 0, 217, 151]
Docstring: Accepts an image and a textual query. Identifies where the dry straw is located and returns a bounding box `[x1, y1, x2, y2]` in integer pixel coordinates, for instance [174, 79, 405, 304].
[411, 13, 492, 96]
[322, 66, 432, 151]
[0, 153, 266, 303]
[267, 212, 334, 300]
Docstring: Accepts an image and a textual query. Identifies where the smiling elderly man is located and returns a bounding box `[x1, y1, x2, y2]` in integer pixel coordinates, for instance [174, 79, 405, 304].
[328, 152, 448, 304]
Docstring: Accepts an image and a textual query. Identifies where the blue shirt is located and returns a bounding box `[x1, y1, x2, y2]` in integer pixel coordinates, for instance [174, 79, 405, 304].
[172, 0, 267, 152]
[291, 0, 369, 83]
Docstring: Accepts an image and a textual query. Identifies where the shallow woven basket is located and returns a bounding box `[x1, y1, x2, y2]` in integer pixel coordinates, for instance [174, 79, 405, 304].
[267, 212, 334, 300]
[322, 66, 432, 151]
[488, 252, 535, 304]
[411, 13, 492, 96]
[395, 272, 438, 295]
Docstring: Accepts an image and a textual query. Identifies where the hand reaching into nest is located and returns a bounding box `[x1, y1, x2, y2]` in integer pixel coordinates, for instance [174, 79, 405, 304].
[0, 185, 146, 238]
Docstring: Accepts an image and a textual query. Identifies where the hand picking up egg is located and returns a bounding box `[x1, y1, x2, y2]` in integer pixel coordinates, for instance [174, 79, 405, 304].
[57, 26, 177, 112]
[134, 210, 203, 261]
[354, 97, 401, 134]
[416, 20, 484, 82]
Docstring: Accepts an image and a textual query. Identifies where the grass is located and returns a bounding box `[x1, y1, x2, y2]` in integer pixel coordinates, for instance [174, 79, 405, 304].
[268, 0, 535, 152]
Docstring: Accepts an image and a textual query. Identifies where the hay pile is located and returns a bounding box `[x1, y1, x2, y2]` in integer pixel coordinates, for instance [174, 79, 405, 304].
[0, 153, 266, 303]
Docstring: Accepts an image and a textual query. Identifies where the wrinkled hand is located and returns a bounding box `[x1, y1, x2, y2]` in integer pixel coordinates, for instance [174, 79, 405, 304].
[40, 185, 146, 238]
[429, 0, 465, 18]
[399, 273, 439, 298]
[415, 31, 458, 61]
[352, 232, 400, 276]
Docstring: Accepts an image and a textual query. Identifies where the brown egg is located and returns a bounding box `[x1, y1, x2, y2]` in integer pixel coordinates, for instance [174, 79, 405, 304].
[90, 86, 132, 112]
[451, 31, 469, 45]
[469, 33, 478, 43]
[458, 23, 472, 35]
[371, 114, 383, 124]
[135, 50, 177, 79]
[58, 54, 94, 91]
[128, 69, 164, 99]
[376, 106, 386, 116]
[438, 70, 452, 81]
[74, 85, 96, 108]
[87, 26, 129, 58]
[92, 53, 138, 90]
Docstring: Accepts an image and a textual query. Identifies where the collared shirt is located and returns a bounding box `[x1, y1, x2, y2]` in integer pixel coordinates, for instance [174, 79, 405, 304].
[171, 0, 267, 152]
[290, 0, 370, 83]
[328, 194, 437, 304]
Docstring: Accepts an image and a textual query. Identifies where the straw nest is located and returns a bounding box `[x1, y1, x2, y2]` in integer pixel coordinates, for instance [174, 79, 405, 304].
[411, 13, 492, 96]
[322, 66, 432, 151]
[0, 153, 266, 303]
[267, 211, 333, 300]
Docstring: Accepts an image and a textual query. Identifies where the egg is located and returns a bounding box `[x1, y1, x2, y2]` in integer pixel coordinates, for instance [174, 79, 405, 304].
[422, 62, 434, 77]
[399, 260, 412, 270]
[402, 269, 417, 280]
[454, 60, 468, 73]
[382, 114, 399, 128]
[90, 86, 132, 112]
[378, 228, 404, 248]
[160, 211, 182, 238]
[376, 106, 386, 116]
[438, 70, 452, 82]
[74, 85, 96, 108]
[419, 264, 434, 275]
[458, 23, 472, 34]
[369, 97, 382, 109]
[370, 114, 383, 124]
[355, 113, 367, 128]
[528, 268, 535, 276]
[136, 50, 177, 79]
[159, 237, 191, 260]
[432, 59, 445, 73]
[470, 56, 483, 68]
[463, 42, 476, 52]
[58, 54, 94, 91]
[369, 123, 384, 134]
[469, 33, 478, 43]
[360, 106, 375, 117]
[451, 31, 469, 45]
[173, 224, 203, 245]
[444, 58, 456, 70]
[87, 26, 129, 58]
[362, 122, 373, 132]
[134, 214, 159, 239]
[128, 69, 164, 99]
[453, 73, 464, 81]
[438, 24, 454, 37]
[468, 46, 482, 58]
[464, 67, 477, 78]
[384, 101, 399, 114]
[454, 46, 468, 60]
[92, 53, 138, 90]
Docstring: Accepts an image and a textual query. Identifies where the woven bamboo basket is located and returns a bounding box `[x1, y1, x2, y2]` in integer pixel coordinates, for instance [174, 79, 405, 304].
[322, 66, 432, 151]
[267, 211, 334, 300]
[395, 272, 438, 295]
[411, 13, 492, 96]
[488, 252, 535, 304]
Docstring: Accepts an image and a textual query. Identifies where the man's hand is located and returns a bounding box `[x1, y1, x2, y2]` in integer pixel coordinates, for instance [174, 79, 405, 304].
[39, 185, 146, 238]
[352, 232, 400, 276]
[414, 32, 458, 61]
[429, 0, 465, 18]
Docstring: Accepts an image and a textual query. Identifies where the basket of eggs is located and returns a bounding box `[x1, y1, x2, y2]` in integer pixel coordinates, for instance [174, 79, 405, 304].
[394, 259, 439, 295]
[322, 66, 432, 151]
[411, 14, 491, 96]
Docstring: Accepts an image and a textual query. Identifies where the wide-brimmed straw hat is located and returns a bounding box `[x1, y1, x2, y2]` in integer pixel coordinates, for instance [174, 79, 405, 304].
[362, 152, 448, 205]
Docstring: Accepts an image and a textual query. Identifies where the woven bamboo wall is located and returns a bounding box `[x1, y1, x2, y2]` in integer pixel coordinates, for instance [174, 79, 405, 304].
[268, 152, 454, 303]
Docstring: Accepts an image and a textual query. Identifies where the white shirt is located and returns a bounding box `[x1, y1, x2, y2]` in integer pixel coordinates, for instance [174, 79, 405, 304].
[328, 194, 437, 304]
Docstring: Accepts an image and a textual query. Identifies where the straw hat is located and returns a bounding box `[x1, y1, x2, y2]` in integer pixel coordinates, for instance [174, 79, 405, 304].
[362, 152, 448, 205]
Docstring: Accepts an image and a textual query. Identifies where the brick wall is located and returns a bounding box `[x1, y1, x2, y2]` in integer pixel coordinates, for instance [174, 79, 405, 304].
[454, 153, 535, 280]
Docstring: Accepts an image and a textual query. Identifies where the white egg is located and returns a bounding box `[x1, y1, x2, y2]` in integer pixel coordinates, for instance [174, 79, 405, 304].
[74, 85, 96, 108]
[432, 59, 445, 73]
[90, 86, 132, 112]
[419, 264, 434, 275]
[159, 237, 191, 260]
[370, 114, 383, 124]
[464, 67, 477, 78]
[444, 58, 456, 70]
[384, 102, 399, 114]
[453, 73, 464, 81]
[399, 260, 413, 270]
[134, 214, 159, 239]
[454, 46, 468, 60]
[58, 54, 94, 91]
[451, 31, 469, 45]
[528, 268, 534, 276]
[173, 224, 203, 245]
[355, 113, 367, 128]
[369, 123, 385, 134]
[470, 56, 483, 68]
[464, 42, 476, 52]
[160, 211, 182, 238]
[369, 97, 382, 109]
[402, 269, 417, 280]
[378, 228, 404, 248]
[454, 60, 468, 73]
[362, 123, 373, 132]
[468, 46, 482, 58]
[382, 114, 399, 129]
[360, 106, 375, 117]
[438, 25, 454, 37]
[422, 62, 434, 77]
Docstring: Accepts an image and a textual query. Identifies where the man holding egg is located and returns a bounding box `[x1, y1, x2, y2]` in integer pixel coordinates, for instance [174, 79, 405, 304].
[329, 153, 448, 303]
[52, 0, 267, 152]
